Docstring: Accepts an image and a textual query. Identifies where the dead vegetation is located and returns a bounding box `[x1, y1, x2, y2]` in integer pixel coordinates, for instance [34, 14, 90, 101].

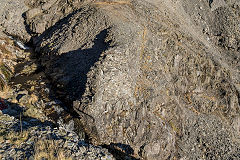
[93, 1, 131, 5]
[0, 127, 29, 147]
[0, 37, 15, 90]
[34, 139, 72, 160]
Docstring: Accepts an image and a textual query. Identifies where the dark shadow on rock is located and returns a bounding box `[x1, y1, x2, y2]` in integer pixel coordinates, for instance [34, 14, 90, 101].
[19, 8, 139, 160]
[33, 9, 80, 48]
[40, 28, 110, 111]
[23, 7, 111, 106]
[22, 7, 81, 45]
[102, 143, 139, 160]
[209, 0, 213, 7]
[14, 8, 110, 134]
[22, 12, 34, 38]
[18, 7, 110, 110]
[1, 98, 55, 132]
[40, 29, 110, 145]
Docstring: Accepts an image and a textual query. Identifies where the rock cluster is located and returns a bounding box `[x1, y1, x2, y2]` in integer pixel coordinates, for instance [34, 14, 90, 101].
[0, 109, 114, 160]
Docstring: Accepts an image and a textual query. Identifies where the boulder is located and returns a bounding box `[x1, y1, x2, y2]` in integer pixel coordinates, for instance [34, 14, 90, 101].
[26, 0, 240, 159]
[0, 0, 31, 42]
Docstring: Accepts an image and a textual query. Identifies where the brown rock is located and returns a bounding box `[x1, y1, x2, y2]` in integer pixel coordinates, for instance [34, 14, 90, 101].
[25, 8, 42, 20]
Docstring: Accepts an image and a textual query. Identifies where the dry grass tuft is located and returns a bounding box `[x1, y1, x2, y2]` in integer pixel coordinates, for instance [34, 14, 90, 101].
[0, 37, 15, 91]
[34, 139, 72, 160]
[93, 1, 131, 5]
[0, 85, 13, 100]
[28, 93, 38, 104]
[4, 130, 29, 146]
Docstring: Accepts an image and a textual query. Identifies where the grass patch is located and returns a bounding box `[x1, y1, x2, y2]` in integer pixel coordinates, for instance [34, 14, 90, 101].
[4, 130, 29, 146]
[34, 139, 72, 160]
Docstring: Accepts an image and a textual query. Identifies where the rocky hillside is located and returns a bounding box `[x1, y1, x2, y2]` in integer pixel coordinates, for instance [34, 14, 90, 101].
[0, 0, 240, 159]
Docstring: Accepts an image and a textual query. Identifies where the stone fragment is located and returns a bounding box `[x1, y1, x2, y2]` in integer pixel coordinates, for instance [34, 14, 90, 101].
[25, 8, 42, 20]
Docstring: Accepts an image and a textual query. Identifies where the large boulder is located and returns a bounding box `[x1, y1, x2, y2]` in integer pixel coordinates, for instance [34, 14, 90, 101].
[0, 0, 31, 42]
[27, 0, 240, 159]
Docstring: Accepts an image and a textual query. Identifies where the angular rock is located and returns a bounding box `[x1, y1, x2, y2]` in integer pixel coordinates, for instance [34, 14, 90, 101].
[0, 0, 31, 42]
[25, 7, 42, 20]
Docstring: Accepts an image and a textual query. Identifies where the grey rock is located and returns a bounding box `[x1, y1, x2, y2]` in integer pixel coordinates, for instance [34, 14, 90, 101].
[0, 0, 239, 159]
[28, 0, 240, 159]
[209, 0, 227, 11]
[0, 0, 31, 41]
[0, 111, 115, 160]
[25, 7, 42, 20]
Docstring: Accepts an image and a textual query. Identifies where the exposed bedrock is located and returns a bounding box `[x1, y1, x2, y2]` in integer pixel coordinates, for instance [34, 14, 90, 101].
[6, 0, 240, 159]
[0, 0, 31, 41]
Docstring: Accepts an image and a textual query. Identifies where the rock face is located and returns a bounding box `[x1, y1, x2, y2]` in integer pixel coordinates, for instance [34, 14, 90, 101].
[5, 0, 240, 159]
[0, 33, 115, 160]
[0, 0, 31, 42]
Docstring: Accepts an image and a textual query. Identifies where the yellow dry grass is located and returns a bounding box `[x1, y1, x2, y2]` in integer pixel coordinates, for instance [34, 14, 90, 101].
[0, 37, 17, 61]
[0, 37, 16, 91]
[28, 93, 38, 104]
[0, 85, 12, 99]
[34, 139, 72, 160]
[0, 136, 4, 143]
[93, 1, 131, 5]
[5, 130, 29, 146]
[0, 44, 11, 56]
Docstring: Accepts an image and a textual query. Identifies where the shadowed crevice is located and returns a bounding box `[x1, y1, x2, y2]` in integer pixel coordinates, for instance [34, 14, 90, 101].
[44, 28, 110, 105]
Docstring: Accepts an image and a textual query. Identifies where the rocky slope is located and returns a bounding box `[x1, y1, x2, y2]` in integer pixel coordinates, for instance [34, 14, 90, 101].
[0, 33, 116, 159]
[0, 0, 240, 159]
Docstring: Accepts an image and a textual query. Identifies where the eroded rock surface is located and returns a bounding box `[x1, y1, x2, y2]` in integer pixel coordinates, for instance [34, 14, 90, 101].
[0, 33, 115, 160]
[0, 0, 31, 41]
[1, 0, 240, 159]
